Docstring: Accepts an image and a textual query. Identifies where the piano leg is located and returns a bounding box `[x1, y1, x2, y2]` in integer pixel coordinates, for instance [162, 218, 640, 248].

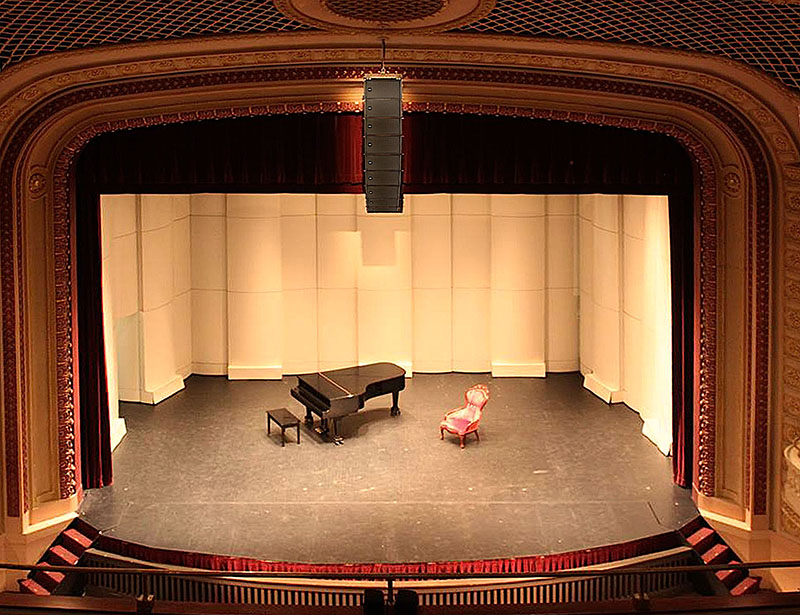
[314, 417, 343, 445]
[391, 390, 401, 416]
[332, 418, 344, 445]
[304, 407, 314, 426]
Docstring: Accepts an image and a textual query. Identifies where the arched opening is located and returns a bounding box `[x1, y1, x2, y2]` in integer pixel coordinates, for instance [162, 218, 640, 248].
[2, 34, 788, 564]
[73, 111, 696, 496]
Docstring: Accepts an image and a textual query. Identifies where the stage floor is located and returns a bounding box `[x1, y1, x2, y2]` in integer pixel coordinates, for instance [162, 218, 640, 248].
[80, 372, 697, 564]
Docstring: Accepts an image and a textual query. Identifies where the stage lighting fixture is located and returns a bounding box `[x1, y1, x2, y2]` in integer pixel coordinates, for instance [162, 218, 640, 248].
[363, 74, 403, 213]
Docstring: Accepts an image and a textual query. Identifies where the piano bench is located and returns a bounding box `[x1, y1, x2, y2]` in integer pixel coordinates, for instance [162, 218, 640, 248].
[266, 408, 300, 447]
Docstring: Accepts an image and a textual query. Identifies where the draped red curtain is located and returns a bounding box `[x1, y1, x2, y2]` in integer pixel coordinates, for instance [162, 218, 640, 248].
[75, 111, 694, 489]
[670, 183, 695, 488]
[76, 184, 113, 489]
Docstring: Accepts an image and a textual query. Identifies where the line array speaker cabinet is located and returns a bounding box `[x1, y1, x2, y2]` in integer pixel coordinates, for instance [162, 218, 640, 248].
[363, 76, 403, 213]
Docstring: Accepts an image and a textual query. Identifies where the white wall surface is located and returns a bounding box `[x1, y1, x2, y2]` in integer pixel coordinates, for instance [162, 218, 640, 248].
[546, 195, 580, 372]
[102, 194, 191, 408]
[101, 192, 672, 456]
[411, 194, 453, 372]
[191, 194, 227, 374]
[99, 195, 132, 450]
[578, 194, 672, 454]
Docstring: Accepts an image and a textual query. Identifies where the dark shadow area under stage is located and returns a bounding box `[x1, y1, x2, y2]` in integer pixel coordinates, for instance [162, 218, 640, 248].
[79, 372, 697, 564]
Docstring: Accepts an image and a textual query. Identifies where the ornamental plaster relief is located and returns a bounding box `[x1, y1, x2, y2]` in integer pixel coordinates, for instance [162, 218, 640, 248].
[786, 220, 800, 245]
[783, 441, 800, 537]
[786, 165, 800, 183]
[785, 393, 800, 418]
[782, 500, 800, 537]
[788, 192, 800, 214]
[19, 71, 725, 504]
[787, 250, 800, 274]
[723, 167, 743, 198]
[784, 422, 800, 449]
[0, 35, 795, 142]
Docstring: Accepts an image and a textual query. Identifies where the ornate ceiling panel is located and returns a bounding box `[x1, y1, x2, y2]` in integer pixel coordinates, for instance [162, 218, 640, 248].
[0, 0, 313, 68]
[0, 0, 799, 91]
[459, 0, 800, 90]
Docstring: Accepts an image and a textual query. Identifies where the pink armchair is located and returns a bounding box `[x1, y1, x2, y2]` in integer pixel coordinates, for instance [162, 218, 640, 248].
[440, 384, 489, 449]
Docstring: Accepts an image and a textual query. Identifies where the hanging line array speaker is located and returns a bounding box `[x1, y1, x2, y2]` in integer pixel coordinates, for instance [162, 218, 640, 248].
[363, 76, 403, 213]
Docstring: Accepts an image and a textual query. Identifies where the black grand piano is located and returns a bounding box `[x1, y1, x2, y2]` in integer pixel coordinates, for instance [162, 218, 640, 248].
[290, 362, 406, 443]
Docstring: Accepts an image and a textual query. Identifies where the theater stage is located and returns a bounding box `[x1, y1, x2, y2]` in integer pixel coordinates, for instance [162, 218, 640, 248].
[79, 372, 697, 564]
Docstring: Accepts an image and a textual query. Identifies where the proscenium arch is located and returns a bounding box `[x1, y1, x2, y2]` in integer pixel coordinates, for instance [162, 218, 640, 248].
[0, 34, 790, 538]
[72, 111, 697, 490]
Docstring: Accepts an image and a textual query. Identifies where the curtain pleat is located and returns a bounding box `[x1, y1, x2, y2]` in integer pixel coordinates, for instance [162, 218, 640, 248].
[76, 188, 113, 488]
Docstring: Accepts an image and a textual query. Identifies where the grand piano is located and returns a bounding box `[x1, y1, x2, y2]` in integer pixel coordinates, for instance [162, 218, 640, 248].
[290, 362, 406, 443]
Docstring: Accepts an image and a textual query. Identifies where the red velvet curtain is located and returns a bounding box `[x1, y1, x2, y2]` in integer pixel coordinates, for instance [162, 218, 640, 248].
[76, 112, 694, 489]
[670, 183, 695, 488]
[76, 182, 113, 488]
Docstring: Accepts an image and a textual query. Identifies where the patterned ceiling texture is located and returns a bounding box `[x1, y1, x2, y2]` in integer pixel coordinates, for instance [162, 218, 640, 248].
[0, 0, 799, 91]
[459, 0, 800, 89]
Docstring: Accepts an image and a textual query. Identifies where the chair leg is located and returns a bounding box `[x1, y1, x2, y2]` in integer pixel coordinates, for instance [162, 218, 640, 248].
[475, 431, 480, 443]
[459, 435, 465, 449]
[440, 428, 444, 440]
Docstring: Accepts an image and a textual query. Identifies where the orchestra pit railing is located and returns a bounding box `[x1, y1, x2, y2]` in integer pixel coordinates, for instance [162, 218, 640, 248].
[3, 553, 800, 612]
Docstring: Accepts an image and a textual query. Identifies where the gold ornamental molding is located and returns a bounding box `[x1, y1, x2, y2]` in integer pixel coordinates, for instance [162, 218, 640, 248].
[0, 35, 793, 523]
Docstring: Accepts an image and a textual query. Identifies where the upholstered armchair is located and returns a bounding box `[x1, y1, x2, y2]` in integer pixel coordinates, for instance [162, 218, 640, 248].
[440, 384, 489, 449]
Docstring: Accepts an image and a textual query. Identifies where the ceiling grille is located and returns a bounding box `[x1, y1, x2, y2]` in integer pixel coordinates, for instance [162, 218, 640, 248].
[0, 0, 313, 71]
[0, 1, 799, 92]
[457, 0, 800, 90]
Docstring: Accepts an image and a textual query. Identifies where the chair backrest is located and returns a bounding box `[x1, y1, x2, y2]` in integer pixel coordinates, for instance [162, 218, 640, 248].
[464, 385, 489, 421]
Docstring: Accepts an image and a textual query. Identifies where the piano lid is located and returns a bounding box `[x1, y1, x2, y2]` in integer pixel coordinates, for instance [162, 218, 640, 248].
[297, 372, 354, 400]
[319, 362, 405, 395]
[298, 363, 405, 397]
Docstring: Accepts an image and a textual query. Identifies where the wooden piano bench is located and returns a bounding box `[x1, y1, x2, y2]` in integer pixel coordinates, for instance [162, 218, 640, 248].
[266, 408, 300, 447]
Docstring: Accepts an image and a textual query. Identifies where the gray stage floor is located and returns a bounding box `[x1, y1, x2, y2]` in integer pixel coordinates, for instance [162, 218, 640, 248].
[79, 372, 697, 564]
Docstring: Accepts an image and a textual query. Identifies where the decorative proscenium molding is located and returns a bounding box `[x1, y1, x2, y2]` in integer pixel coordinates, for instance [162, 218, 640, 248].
[39, 66, 725, 500]
[0, 39, 781, 521]
[2, 189, 20, 515]
[723, 168, 742, 197]
[28, 172, 46, 196]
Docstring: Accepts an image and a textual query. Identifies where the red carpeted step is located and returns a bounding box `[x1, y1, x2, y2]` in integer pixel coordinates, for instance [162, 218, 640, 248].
[678, 516, 706, 538]
[32, 567, 66, 591]
[702, 543, 731, 565]
[715, 561, 746, 588]
[730, 576, 761, 596]
[62, 527, 94, 555]
[687, 526, 716, 553]
[18, 578, 50, 596]
[70, 518, 101, 541]
[46, 544, 78, 566]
